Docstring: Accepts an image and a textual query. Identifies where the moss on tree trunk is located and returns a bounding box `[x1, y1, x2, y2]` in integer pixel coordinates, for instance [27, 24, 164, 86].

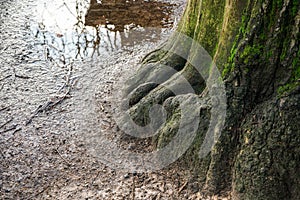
[124, 0, 300, 199]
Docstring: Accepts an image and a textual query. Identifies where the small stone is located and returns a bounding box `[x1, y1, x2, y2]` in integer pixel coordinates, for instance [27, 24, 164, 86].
[123, 173, 130, 179]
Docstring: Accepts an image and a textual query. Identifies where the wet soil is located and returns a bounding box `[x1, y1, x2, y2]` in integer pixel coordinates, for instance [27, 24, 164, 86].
[0, 0, 228, 199]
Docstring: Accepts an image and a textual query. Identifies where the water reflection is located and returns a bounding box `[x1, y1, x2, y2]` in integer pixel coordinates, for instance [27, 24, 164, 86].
[85, 0, 174, 29]
[31, 0, 175, 64]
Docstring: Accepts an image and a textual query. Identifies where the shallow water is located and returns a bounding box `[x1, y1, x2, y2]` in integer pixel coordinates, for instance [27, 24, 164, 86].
[0, 0, 184, 126]
[31, 0, 177, 62]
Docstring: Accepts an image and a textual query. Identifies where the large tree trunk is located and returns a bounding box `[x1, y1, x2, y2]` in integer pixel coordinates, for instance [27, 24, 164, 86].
[123, 0, 300, 199]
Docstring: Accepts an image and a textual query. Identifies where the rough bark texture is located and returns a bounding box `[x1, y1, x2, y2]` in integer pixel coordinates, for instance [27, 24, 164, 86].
[126, 0, 300, 199]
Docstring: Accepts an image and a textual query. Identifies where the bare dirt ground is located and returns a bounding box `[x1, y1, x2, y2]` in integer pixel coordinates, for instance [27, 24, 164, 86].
[0, 0, 230, 199]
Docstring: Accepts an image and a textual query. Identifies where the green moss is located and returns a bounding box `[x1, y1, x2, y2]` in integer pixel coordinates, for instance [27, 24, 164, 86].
[291, 0, 299, 17]
[293, 60, 300, 79]
[222, 63, 233, 77]
[266, 50, 273, 59]
[195, 0, 226, 55]
[277, 49, 300, 96]
[240, 45, 263, 64]
[222, 4, 251, 77]
[268, 0, 282, 29]
[240, 14, 249, 37]
[280, 29, 293, 62]
[280, 52, 286, 62]
[177, 0, 200, 37]
[292, 49, 300, 81]
[277, 82, 299, 96]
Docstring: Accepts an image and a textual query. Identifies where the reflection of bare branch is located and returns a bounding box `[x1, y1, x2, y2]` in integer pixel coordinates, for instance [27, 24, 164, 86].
[32, 0, 172, 62]
[35, 0, 94, 62]
[73, 0, 102, 59]
[106, 29, 114, 51]
[63, 1, 76, 17]
[85, 0, 174, 30]
[114, 32, 118, 49]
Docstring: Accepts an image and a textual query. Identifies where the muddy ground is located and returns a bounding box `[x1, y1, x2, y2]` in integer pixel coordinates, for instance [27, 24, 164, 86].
[0, 0, 229, 199]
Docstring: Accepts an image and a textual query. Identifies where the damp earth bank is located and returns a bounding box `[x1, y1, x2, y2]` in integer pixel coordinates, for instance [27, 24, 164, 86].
[0, 0, 214, 199]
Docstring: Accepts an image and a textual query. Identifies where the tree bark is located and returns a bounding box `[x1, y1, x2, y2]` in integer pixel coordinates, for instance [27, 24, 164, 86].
[124, 0, 300, 199]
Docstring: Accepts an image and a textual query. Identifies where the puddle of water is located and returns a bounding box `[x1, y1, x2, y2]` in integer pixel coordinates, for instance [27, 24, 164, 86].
[30, 0, 177, 64]
[85, 0, 174, 29]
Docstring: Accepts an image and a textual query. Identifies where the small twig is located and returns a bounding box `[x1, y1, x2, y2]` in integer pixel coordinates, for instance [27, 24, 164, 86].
[12, 127, 22, 134]
[25, 63, 73, 125]
[178, 181, 188, 195]
[47, 44, 60, 51]
[0, 45, 10, 55]
[0, 118, 13, 129]
[153, 193, 161, 200]
[26, 90, 71, 125]
[0, 74, 12, 82]
[15, 74, 31, 79]
[0, 149, 4, 158]
[162, 181, 166, 192]
[90, 167, 106, 187]
[63, 2, 76, 17]
[0, 106, 10, 112]
[56, 148, 72, 166]
[0, 124, 18, 134]
[65, 64, 73, 84]
[12, 67, 31, 79]
[58, 65, 73, 92]
[132, 175, 136, 200]
[31, 184, 52, 198]
[90, 170, 101, 187]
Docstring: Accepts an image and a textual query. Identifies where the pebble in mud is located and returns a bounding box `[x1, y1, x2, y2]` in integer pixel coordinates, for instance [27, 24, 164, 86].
[123, 174, 130, 179]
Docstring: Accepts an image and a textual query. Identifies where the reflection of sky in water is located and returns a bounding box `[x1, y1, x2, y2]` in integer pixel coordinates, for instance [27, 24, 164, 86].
[30, 0, 175, 64]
